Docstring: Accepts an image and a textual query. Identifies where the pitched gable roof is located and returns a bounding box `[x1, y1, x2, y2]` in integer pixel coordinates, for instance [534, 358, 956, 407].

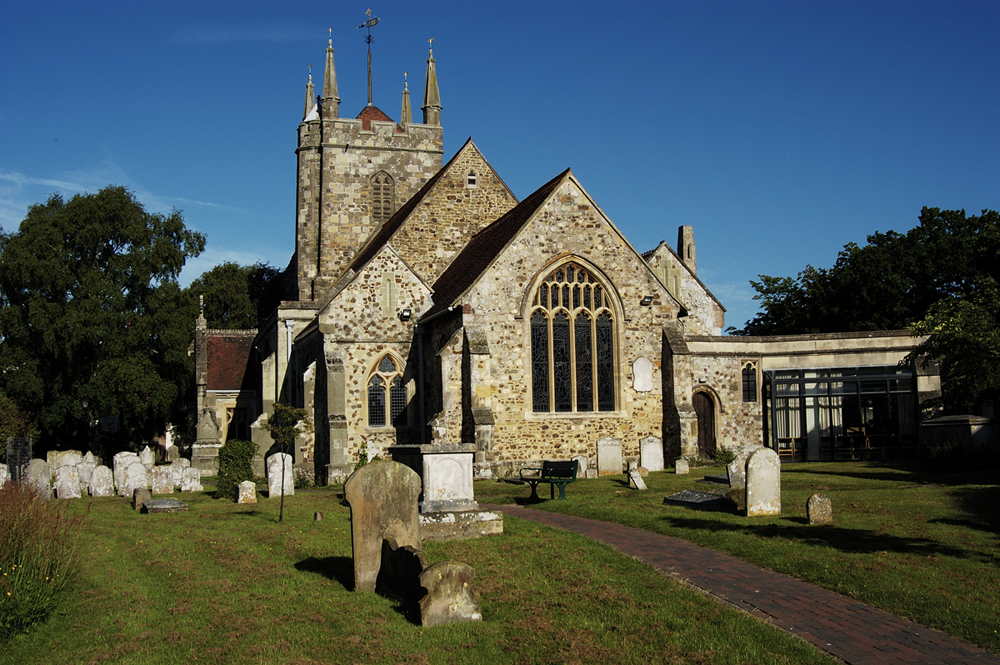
[356, 105, 402, 132]
[643, 241, 726, 313]
[423, 168, 571, 317]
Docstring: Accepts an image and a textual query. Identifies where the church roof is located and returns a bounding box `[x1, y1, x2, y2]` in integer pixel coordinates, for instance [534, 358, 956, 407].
[424, 168, 571, 317]
[206, 331, 256, 391]
[356, 105, 403, 132]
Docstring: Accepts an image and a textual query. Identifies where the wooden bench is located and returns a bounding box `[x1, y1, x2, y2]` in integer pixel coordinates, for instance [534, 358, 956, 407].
[519, 460, 579, 501]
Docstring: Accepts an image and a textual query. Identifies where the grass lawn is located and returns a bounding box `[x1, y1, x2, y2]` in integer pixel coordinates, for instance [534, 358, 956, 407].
[476, 461, 1000, 655]
[0, 481, 839, 665]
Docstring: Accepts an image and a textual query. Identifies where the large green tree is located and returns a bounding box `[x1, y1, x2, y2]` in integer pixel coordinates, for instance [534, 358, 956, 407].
[735, 207, 1000, 412]
[183, 261, 284, 330]
[0, 186, 205, 455]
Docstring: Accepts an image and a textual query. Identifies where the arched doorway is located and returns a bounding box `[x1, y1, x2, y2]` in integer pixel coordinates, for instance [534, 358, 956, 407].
[693, 392, 716, 458]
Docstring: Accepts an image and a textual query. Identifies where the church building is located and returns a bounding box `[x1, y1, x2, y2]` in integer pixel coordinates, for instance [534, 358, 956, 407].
[192, 37, 942, 481]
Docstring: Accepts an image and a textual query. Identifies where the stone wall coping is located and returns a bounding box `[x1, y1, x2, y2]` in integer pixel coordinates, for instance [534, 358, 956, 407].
[388, 443, 478, 454]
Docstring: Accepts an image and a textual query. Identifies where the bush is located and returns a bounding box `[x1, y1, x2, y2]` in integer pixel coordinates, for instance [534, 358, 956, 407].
[216, 439, 257, 501]
[714, 447, 736, 466]
[918, 439, 966, 471]
[0, 482, 84, 639]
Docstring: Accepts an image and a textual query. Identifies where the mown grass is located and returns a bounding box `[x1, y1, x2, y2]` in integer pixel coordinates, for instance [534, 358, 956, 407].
[477, 461, 1000, 655]
[0, 483, 839, 665]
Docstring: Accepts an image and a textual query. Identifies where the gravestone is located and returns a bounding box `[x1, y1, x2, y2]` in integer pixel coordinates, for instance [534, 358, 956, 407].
[139, 446, 155, 470]
[663, 489, 725, 510]
[596, 437, 622, 476]
[133, 488, 152, 510]
[237, 480, 257, 504]
[89, 466, 114, 497]
[726, 445, 758, 489]
[376, 537, 429, 606]
[745, 447, 781, 516]
[807, 493, 833, 525]
[142, 499, 188, 514]
[675, 458, 690, 475]
[48, 450, 82, 478]
[83, 451, 99, 466]
[166, 445, 180, 462]
[419, 561, 483, 627]
[640, 436, 664, 472]
[121, 461, 149, 499]
[343, 460, 423, 592]
[113, 452, 140, 492]
[27, 459, 51, 499]
[266, 453, 294, 497]
[77, 459, 95, 486]
[181, 468, 203, 492]
[151, 466, 174, 495]
[571, 455, 589, 477]
[628, 468, 648, 491]
[7, 437, 32, 482]
[54, 465, 81, 499]
[0, 465, 9, 487]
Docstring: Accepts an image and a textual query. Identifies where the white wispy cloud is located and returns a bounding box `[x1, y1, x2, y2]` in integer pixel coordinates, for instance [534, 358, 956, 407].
[174, 24, 315, 44]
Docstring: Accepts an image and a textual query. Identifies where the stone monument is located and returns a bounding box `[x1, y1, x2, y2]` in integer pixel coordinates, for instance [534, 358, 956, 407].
[597, 437, 623, 476]
[266, 453, 294, 497]
[807, 493, 833, 525]
[745, 447, 781, 516]
[639, 436, 664, 472]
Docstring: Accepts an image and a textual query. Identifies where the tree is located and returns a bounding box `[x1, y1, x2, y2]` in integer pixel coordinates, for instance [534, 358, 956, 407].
[0, 186, 205, 456]
[735, 207, 1000, 412]
[0, 391, 38, 463]
[184, 261, 285, 330]
[264, 403, 309, 522]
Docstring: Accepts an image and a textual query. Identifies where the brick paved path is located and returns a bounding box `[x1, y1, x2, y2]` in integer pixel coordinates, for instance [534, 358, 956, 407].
[484, 504, 999, 665]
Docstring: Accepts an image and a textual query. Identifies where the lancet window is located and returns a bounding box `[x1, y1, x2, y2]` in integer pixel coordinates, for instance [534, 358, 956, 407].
[742, 361, 758, 403]
[371, 172, 395, 224]
[530, 262, 616, 413]
[367, 354, 408, 427]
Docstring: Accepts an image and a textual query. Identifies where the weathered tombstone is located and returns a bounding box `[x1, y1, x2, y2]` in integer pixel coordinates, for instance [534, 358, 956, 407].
[640, 436, 664, 472]
[165, 445, 180, 462]
[571, 455, 589, 477]
[48, 450, 83, 479]
[675, 458, 690, 475]
[807, 493, 833, 525]
[142, 499, 188, 514]
[0, 465, 9, 487]
[628, 467, 648, 491]
[266, 453, 294, 497]
[27, 459, 51, 499]
[314, 512, 323, 521]
[133, 488, 152, 510]
[419, 561, 483, 627]
[89, 466, 115, 497]
[54, 465, 81, 499]
[121, 461, 149, 499]
[7, 437, 32, 482]
[727, 458, 746, 489]
[151, 466, 174, 495]
[745, 448, 781, 516]
[139, 446, 155, 470]
[343, 460, 423, 592]
[83, 451, 99, 466]
[237, 480, 257, 504]
[596, 437, 623, 476]
[77, 460, 95, 485]
[181, 468, 203, 492]
[113, 452, 140, 492]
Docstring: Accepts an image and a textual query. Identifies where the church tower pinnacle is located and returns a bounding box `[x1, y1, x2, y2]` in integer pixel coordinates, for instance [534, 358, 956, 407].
[421, 40, 441, 126]
[401, 72, 412, 124]
[303, 69, 315, 120]
[321, 30, 340, 119]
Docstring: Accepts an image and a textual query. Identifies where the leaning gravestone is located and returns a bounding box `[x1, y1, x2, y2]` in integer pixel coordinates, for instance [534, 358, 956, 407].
[675, 458, 690, 475]
[89, 466, 115, 497]
[745, 447, 781, 516]
[133, 488, 152, 510]
[266, 453, 294, 497]
[181, 468, 203, 492]
[121, 462, 149, 499]
[628, 467, 648, 491]
[151, 466, 174, 495]
[344, 460, 423, 592]
[596, 437, 623, 476]
[54, 465, 81, 499]
[419, 561, 483, 627]
[237, 480, 257, 504]
[807, 493, 833, 525]
[639, 436, 664, 472]
[7, 437, 32, 483]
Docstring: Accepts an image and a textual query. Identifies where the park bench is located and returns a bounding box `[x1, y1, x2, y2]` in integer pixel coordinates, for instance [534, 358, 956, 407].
[518, 460, 579, 501]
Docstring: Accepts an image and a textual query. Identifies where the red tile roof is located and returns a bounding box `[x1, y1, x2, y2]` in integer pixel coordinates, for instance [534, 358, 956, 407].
[206, 333, 255, 391]
[356, 105, 403, 132]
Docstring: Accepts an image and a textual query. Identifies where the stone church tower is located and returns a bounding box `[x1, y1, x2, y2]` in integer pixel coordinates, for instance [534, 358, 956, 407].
[294, 40, 445, 301]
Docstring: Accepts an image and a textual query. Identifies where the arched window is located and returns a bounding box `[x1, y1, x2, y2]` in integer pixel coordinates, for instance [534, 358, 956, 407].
[530, 262, 616, 413]
[742, 361, 758, 403]
[371, 172, 395, 224]
[367, 355, 408, 427]
[466, 170, 477, 187]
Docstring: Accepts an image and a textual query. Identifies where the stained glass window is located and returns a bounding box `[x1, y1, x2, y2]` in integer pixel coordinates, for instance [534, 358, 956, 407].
[367, 376, 386, 427]
[368, 354, 408, 427]
[742, 363, 758, 402]
[529, 262, 616, 413]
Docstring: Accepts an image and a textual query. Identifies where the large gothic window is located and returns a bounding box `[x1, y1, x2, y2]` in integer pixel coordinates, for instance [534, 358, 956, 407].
[367, 355, 408, 427]
[530, 263, 616, 413]
[371, 172, 395, 224]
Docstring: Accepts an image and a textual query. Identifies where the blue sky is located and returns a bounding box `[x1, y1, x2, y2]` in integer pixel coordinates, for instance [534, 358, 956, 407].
[2, 1, 997, 331]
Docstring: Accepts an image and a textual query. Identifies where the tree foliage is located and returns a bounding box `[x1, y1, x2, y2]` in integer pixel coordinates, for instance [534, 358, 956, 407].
[0, 186, 204, 455]
[183, 261, 284, 330]
[264, 403, 309, 522]
[735, 207, 1000, 411]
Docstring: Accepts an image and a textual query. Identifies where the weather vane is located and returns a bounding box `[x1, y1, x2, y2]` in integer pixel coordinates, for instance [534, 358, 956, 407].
[357, 9, 381, 106]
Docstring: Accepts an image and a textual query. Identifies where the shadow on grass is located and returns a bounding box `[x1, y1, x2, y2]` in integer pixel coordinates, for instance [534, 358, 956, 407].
[782, 461, 998, 487]
[661, 515, 985, 561]
[295, 556, 355, 590]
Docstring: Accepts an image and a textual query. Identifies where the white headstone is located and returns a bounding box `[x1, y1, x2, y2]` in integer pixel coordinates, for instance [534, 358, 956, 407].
[180, 468, 203, 492]
[237, 480, 257, 504]
[47, 450, 83, 478]
[571, 455, 589, 477]
[83, 451, 99, 466]
[266, 453, 294, 497]
[77, 461, 95, 485]
[726, 445, 758, 489]
[745, 447, 781, 516]
[675, 458, 690, 475]
[113, 452, 140, 492]
[639, 436, 664, 472]
[632, 357, 654, 392]
[89, 466, 115, 497]
[0, 465, 9, 487]
[628, 468, 648, 490]
[596, 437, 622, 476]
[54, 465, 81, 499]
[27, 459, 51, 498]
[139, 446, 155, 470]
[151, 466, 174, 495]
[120, 461, 149, 498]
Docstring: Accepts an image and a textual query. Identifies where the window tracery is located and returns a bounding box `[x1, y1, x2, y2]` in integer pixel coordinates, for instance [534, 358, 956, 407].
[742, 361, 758, 403]
[371, 171, 395, 224]
[367, 354, 408, 427]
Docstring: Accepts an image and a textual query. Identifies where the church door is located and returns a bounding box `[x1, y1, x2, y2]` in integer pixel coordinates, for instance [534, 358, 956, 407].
[693, 393, 716, 458]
